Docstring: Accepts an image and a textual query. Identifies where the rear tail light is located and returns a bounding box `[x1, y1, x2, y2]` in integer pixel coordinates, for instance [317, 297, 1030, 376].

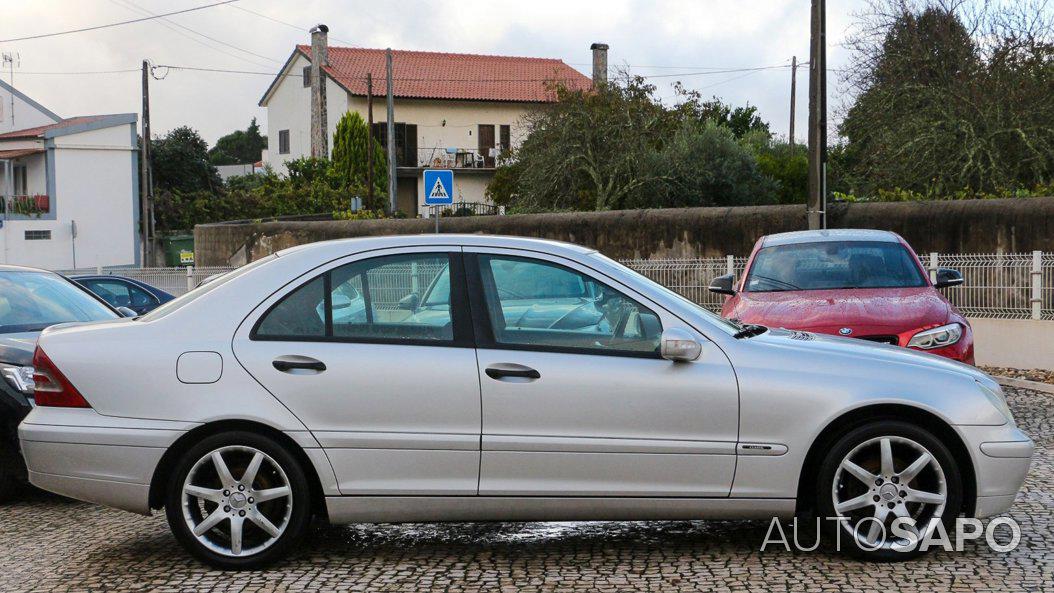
[31, 346, 91, 408]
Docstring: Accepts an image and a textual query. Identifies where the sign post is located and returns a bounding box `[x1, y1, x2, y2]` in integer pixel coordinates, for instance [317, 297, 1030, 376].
[423, 169, 454, 234]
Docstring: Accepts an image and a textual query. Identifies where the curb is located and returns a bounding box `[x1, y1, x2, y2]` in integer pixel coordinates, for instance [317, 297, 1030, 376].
[994, 376, 1054, 395]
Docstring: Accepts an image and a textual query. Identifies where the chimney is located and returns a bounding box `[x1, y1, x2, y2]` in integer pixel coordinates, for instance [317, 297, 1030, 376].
[590, 42, 609, 86]
[309, 24, 330, 158]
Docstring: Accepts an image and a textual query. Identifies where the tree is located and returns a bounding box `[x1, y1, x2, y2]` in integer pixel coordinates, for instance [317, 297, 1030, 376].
[208, 118, 268, 165]
[507, 76, 676, 211]
[671, 86, 771, 139]
[330, 111, 388, 209]
[840, 0, 1054, 195]
[645, 121, 777, 208]
[150, 126, 221, 193]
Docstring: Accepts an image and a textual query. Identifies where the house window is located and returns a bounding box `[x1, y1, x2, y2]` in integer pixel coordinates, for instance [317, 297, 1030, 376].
[302, 66, 311, 88]
[478, 124, 496, 167]
[499, 125, 511, 157]
[24, 230, 51, 241]
[13, 164, 27, 196]
[371, 122, 419, 167]
[278, 130, 290, 154]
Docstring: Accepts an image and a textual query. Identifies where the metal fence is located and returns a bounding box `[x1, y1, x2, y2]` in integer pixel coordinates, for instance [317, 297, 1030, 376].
[620, 257, 749, 313]
[53, 251, 1054, 320]
[622, 251, 1054, 320]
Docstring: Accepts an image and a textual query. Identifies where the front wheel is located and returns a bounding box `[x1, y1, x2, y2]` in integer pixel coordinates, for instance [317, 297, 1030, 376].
[816, 420, 963, 561]
[164, 431, 312, 569]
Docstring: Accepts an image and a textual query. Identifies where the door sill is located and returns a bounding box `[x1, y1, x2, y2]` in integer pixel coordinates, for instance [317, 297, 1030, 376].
[325, 496, 795, 524]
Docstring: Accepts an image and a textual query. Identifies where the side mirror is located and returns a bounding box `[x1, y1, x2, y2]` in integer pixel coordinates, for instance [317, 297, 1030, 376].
[116, 306, 138, 318]
[660, 328, 702, 362]
[709, 274, 736, 295]
[397, 293, 420, 311]
[934, 268, 964, 289]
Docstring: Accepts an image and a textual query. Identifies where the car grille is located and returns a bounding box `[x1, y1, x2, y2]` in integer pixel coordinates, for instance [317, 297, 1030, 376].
[857, 335, 899, 346]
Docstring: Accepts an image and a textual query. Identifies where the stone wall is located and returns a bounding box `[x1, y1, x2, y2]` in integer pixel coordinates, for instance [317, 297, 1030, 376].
[194, 198, 1054, 266]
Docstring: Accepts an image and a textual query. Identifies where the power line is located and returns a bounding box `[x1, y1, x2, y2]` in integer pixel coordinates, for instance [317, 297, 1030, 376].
[109, 0, 279, 67]
[223, 4, 357, 46]
[0, 0, 241, 43]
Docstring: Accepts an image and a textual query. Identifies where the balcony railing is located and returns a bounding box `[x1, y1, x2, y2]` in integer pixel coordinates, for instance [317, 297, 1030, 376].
[412, 148, 510, 170]
[426, 201, 501, 217]
[2, 194, 50, 217]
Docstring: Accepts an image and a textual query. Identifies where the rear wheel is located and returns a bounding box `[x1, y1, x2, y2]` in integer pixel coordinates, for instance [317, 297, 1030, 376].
[165, 431, 311, 569]
[816, 421, 962, 561]
[0, 443, 26, 503]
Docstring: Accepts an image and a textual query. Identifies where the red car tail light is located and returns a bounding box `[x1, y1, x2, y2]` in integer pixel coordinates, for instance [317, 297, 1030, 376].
[31, 346, 91, 408]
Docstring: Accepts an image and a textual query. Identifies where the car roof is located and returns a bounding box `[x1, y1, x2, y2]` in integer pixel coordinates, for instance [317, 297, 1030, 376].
[761, 229, 901, 248]
[275, 234, 598, 260]
[0, 264, 55, 273]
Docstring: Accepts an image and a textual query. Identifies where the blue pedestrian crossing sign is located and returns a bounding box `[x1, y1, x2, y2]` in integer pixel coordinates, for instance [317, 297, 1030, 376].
[423, 169, 454, 205]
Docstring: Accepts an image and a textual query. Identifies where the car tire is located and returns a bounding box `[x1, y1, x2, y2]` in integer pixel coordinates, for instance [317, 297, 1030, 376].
[164, 431, 312, 569]
[0, 444, 25, 503]
[815, 420, 962, 561]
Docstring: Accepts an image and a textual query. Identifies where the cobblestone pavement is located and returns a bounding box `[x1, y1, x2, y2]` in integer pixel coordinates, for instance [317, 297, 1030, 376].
[1, 387, 1051, 592]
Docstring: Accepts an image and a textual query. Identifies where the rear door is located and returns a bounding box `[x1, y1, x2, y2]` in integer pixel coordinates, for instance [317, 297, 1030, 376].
[232, 248, 482, 495]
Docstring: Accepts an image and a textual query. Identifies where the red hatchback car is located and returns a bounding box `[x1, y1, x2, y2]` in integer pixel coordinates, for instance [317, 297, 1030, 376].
[709, 229, 974, 363]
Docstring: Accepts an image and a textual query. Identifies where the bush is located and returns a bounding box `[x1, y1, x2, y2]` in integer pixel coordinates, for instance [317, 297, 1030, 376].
[643, 121, 777, 208]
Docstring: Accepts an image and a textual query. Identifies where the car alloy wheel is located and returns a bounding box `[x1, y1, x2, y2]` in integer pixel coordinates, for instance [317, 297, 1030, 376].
[181, 445, 294, 557]
[832, 435, 947, 552]
[816, 420, 962, 560]
[166, 431, 311, 569]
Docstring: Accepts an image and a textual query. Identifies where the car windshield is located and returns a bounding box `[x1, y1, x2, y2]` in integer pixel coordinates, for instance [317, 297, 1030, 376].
[0, 270, 117, 333]
[745, 240, 928, 292]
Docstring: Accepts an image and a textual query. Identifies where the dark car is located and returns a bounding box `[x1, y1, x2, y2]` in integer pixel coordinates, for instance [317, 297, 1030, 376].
[71, 275, 175, 315]
[0, 265, 126, 501]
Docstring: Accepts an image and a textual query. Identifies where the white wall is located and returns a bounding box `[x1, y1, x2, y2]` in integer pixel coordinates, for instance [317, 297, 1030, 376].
[970, 318, 1054, 370]
[263, 62, 537, 211]
[263, 54, 348, 172]
[0, 84, 59, 135]
[0, 123, 137, 269]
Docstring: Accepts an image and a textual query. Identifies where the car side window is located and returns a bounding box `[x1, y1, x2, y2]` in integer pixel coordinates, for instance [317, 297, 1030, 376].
[254, 253, 458, 343]
[476, 255, 662, 355]
[84, 280, 155, 309]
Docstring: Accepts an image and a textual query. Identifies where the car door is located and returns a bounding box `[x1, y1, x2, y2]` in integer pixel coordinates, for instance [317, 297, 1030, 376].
[465, 249, 740, 497]
[232, 249, 482, 495]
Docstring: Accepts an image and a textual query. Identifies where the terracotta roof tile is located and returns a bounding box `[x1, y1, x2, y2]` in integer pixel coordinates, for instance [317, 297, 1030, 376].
[297, 46, 591, 103]
[0, 115, 105, 140]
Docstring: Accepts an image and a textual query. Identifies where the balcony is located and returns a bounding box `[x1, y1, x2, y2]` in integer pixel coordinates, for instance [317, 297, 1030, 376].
[2, 194, 51, 217]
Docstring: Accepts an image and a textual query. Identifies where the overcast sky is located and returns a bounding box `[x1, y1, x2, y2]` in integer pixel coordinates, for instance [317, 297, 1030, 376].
[3, 0, 870, 146]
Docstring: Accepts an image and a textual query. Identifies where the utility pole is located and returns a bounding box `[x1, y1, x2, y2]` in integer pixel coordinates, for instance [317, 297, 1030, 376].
[807, 0, 827, 230]
[789, 55, 797, 148]
[385, 49, 397, 215]
[139, 60, 152, 265]
[366, 72, 374, 210]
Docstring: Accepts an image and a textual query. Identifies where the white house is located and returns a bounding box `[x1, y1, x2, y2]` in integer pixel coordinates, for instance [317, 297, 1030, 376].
[259, 26, 595, 217]
[0, 79, 139, 270]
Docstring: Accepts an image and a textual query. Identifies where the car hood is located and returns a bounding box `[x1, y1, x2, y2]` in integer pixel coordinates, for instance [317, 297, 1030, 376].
[0, 332, 40, 366]
[729, 287, 949, 334]
[752, 326, 990, 384]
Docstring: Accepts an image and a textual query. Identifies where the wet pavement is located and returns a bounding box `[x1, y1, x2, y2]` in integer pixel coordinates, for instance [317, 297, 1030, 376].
[1, 386, 1051, 592]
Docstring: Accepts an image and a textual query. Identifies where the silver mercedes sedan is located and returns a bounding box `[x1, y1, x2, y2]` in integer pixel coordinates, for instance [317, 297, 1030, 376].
[19, 235, 1032, 569]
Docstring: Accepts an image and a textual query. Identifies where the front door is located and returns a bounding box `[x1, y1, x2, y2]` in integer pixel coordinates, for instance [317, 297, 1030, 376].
[465, 249, 740, 497]
[232, 249, 481, 495]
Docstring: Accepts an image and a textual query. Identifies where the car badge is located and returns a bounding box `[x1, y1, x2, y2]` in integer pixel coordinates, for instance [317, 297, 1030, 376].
[839, 327, 853, 336]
